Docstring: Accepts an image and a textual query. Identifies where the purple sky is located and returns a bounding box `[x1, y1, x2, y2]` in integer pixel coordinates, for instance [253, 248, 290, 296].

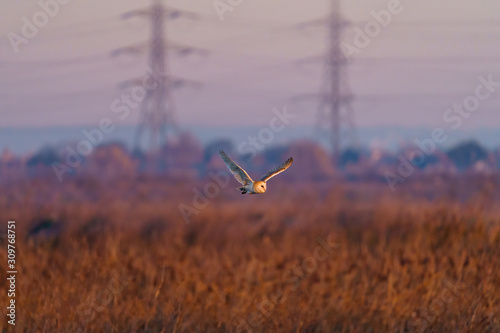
[1, 0, 500, 130]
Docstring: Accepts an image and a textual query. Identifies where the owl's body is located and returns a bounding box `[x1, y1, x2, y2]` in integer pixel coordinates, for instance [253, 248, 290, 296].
[238, 180, 267, 194]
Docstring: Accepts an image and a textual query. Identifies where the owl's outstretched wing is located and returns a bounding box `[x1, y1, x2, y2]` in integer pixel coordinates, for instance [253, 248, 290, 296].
[260, 157, 293, 182]
[219, 151, 253, 185]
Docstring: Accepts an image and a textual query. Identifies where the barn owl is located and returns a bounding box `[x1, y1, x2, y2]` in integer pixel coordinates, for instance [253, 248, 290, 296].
[219, 150, 293, 194]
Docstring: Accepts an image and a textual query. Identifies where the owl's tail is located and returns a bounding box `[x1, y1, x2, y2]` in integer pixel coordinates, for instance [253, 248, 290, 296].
[238, 187, 247, 194]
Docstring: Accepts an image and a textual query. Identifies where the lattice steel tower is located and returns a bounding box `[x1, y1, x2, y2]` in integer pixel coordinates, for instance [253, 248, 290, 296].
[116, 0, 202, 151]
[133, 0, 175, 151]
[316, 0, 356, 163]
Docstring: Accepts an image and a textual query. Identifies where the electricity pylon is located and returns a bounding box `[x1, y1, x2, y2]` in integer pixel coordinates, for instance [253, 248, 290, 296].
[296, 0, 356, 164]
[114, 0, 205, 152]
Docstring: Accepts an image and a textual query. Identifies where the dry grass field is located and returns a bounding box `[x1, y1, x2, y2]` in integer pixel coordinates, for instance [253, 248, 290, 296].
[0, 177, 499, 332]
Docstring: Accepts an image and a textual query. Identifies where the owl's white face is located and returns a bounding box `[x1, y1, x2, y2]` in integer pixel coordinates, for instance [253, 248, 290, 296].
[253, 181, 267, 193]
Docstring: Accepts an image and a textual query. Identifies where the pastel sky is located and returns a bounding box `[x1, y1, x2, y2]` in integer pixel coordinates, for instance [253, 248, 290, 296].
[1, 0, 500, 130]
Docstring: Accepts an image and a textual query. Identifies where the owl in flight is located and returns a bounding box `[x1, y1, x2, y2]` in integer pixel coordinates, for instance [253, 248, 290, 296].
[219, 150, 293, 194]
